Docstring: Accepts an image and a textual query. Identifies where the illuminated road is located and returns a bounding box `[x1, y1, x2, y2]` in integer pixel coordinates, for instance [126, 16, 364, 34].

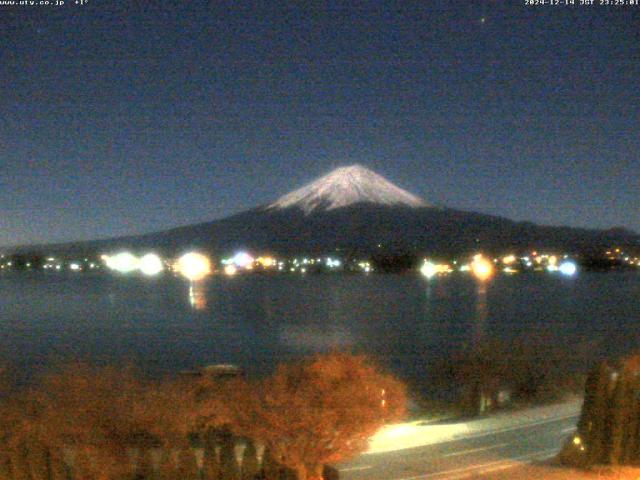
[339, 406, 580, 480]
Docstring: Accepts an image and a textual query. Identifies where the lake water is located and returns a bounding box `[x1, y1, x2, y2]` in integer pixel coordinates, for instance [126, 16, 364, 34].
[1, 271, 639, 393]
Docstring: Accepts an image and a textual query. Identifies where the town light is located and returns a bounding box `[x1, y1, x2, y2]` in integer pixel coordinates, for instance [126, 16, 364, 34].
[471, 254, 494, 281]
[502, 255, 516, 265]
[176, 252, 211, 281]
[559, 261, 577, 276]
[139, 253, 164, 276]
[420, 260, 452, 278]
[256, 256, 276, 267]
[232, 251, 254, 268]
[326, 258, 341, 268]
[104, 252, 139, 273]
[420, 261, 438, 279]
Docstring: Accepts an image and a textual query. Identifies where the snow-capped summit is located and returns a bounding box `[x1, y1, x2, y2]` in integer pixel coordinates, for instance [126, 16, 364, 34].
[268, 164, 428, 214]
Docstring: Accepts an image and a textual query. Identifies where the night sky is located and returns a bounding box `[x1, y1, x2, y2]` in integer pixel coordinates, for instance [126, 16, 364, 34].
[2, 1, 639, 247]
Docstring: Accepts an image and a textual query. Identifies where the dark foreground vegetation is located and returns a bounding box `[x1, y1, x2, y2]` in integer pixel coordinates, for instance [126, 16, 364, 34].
[560, 353, 640, 469]
[430, 336, 587, 418]
[0, 353, 406, 480]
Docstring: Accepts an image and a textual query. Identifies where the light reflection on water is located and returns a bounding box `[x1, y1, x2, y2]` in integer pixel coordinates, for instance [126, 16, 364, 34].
[279, 324, 353, 349]
[473, 281, 489, 347]
[188, 282, 208, 311]
[0, 272, 638, 392]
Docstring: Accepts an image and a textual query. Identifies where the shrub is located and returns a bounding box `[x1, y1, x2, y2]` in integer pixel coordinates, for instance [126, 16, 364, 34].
[229, 352, 406, 480]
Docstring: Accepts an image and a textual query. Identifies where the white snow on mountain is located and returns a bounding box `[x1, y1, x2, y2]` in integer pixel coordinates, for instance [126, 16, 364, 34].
[268, 165, 428, 214]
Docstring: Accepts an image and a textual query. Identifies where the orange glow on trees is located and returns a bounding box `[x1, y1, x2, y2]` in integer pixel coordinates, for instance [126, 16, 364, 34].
[1, 363, 195, 480]
[224, 352, 407, 480]
[0, 354, 406, 480]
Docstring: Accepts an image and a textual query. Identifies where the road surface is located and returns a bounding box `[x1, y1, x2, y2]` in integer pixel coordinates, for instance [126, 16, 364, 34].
[339, 405, 580, 480]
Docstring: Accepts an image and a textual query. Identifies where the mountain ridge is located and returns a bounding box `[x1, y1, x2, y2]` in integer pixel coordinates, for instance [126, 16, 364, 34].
[3, 165, 638, 256]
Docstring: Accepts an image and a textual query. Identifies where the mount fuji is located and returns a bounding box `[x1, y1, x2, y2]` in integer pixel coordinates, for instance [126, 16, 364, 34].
[268, 165, 428, 214]
[14, 165, 639, 256]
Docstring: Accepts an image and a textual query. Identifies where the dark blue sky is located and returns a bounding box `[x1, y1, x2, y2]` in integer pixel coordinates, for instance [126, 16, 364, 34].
[1, 1, 638, 246]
